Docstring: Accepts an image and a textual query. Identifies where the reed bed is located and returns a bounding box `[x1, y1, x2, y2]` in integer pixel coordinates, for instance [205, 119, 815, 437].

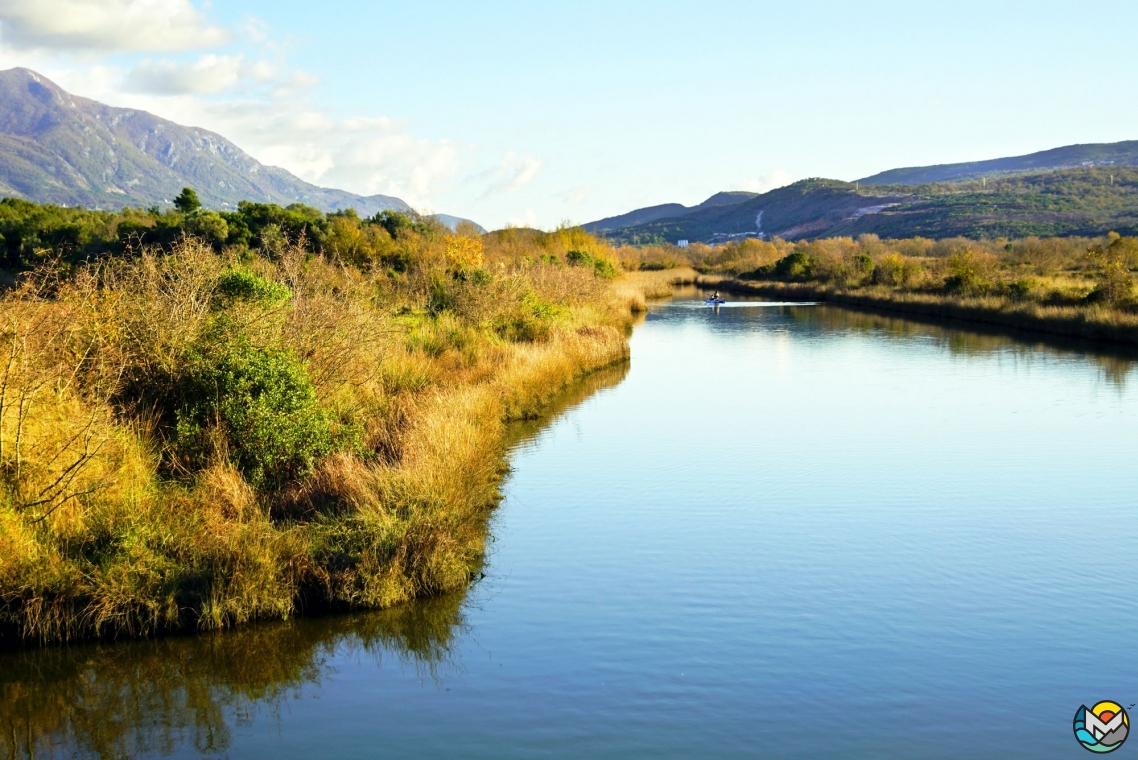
[614, 267, 699, 312]
[0, 229, 656, 645]
[701, 277, 1138, 346]
[614, 233, 1138, 346]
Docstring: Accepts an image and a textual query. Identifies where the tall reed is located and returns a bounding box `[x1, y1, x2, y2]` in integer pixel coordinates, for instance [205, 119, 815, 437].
[0, 230, 650, 645]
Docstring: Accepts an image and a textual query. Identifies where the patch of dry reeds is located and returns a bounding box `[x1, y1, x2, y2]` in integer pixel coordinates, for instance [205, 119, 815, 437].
[0, 230, 639, 645]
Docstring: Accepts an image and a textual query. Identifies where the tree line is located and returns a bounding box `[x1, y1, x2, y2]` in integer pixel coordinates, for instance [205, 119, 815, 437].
[0, 187, 448, 272]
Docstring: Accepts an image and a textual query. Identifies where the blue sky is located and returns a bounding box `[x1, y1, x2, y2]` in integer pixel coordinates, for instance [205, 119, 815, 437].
[0, 0, 1135, 228]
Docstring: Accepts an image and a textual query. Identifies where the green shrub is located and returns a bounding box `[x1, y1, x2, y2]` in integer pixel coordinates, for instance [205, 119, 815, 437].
[185, 210, 229, 247]
[173, 343, 337, 489]
[592, 258, 617, 279]
[215, 267, 292, 306]
[943, 252, 993, 295]
[772, 251, 816, 281]
[1005, 277, 1037, 300]
[494, 294, 559, 343]
[1086, 235, 1135, 306]
[564, 249, 616, 279]
[427, 272, 455, 315]
[852, 252, 875, 279]
[566, 249, 593, 267]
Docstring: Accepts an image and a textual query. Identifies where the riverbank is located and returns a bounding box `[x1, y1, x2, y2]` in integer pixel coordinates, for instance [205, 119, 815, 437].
[699, 276, 1138, 347]
[0, 233, 680, 646]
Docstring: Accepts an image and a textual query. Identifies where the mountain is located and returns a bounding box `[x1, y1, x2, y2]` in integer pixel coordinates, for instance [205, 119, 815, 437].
[600, 181, 909, 244]
[590, 141, 1138, 244]
[598, 168, 1138, 244]
[0, 68, 482, 230]
[857, 140, 1138, 186]
[583, 190, 757, 232]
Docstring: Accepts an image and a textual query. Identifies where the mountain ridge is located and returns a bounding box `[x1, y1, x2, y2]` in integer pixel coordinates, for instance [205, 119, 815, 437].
[857, 140, 1138, 186]
[0, 68, 482, 230]
[586, 141, 1138, 244]
[583, 190, 757, 232]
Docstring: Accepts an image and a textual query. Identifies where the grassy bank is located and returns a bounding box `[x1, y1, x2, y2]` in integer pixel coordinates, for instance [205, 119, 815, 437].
[620, 234, 1138, 346]
[699, 277, 1138, 346]
[0, 221, 667, 645]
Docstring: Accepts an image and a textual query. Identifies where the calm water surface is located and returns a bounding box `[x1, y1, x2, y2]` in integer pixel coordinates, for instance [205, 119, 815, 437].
[6, 293, 1138, 759]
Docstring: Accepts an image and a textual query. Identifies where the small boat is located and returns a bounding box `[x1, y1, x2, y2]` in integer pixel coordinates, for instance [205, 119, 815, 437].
[704, 297, 726, 305]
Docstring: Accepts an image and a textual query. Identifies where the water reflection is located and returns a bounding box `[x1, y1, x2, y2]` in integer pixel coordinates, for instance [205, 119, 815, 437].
[0, 362, 631, 760]
[785, 305, 1138, 390]
[678, 287, 1138, 390]
[0, 596, 464, 760]
[506, 361, 630, 450]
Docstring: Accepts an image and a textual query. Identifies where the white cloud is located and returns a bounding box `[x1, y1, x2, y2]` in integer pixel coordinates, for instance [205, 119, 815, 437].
[238, 16, 270, 46]
[125, 54, 242, 94]
[508, 209, 538, 228]
[248, 60, 277, 83]
[0, 0, 228, 52]
[269, 69, 319, 99]
[0, 2, 515, 217]
[116, 93, 462, 208]
[737, 170, 792, 194]
[477, 152, 542, 198]
[564, 186, 593, 204]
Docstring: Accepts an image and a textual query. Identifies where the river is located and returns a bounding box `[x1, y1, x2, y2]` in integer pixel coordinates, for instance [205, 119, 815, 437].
[5, 291, 1138, 759]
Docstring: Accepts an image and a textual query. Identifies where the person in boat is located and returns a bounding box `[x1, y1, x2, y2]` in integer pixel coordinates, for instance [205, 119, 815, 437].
[712, 291, 721, 301]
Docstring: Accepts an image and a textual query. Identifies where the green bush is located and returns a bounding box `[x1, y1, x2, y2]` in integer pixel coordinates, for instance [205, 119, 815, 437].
[1005, 277, 1037, 300]
[592, 258, 617, 279]
[943, 252, 993, 295]
[566, 249, 616, 279]
[772, 251, 816, 281]
[427, 272, 455, 315]
[566, 249, 593, 267]
[1086, 235, 1136, 306]
[184, 210, 229, 247]
[173, 343, 337, 489]
[494, 294, 559, 343]
[852, 252, 875, 279]
[215, 267, 292, 306]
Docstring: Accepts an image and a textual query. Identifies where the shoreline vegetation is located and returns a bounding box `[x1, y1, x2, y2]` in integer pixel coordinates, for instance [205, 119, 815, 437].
[699, 278, 1138, 346]
[0, 194, 692, 646]
[4, 188, 1133, 648]
[618, 233, 1138, 346]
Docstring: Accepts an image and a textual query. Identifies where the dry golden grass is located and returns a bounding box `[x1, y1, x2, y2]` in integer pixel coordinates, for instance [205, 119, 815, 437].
[614, 267, 699, 312]
[703, 276, 1138, 345]
[0, 232, 643, 645]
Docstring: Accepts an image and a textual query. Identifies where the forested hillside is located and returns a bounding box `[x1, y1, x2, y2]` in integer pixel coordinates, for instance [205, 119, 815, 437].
[857, 140, 1138, 185]
[600, 168, 1138, 245]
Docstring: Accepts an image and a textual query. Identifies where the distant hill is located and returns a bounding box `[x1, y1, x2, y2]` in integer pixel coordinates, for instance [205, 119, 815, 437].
[583, 190, 757, 232]
[602, 181, 909, 244]
[590, 140, 1138, 244]
[599, 168, 1138, 244]
[857, 140, 1138, 186]
[0, 68, 482, 230]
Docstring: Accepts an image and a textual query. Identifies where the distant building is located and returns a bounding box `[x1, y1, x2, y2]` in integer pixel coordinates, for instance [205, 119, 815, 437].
[677, 239, 689, 248]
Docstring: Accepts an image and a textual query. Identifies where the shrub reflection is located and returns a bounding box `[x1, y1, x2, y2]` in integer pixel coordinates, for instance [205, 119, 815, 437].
[0, 591, 467, 759]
